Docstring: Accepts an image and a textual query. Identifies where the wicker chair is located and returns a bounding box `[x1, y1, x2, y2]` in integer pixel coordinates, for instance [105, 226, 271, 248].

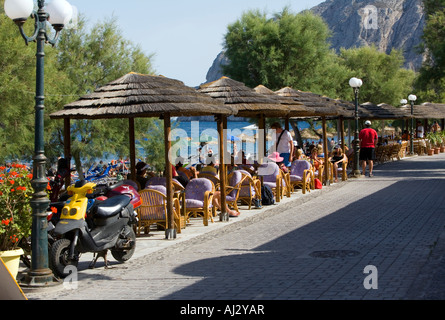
[225, 171, 248, 212]
[197, 172, 220, 190]
[183, 178, 215, 226]
[289, 160, 313, 194]
[238, 170, 261, 209]
[258, 162, 285, 202]
[136, 185, 182, 236]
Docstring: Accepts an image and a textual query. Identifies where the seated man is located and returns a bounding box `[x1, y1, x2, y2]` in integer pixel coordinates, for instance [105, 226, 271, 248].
[200, 154, 218, 175]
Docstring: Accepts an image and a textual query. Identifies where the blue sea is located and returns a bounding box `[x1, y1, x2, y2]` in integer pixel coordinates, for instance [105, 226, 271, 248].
[170, 119, 314, 164]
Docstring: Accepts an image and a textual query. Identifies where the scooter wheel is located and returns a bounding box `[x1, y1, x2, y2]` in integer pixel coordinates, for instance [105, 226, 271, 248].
[111, 228, 136, 263]
[50, 238, 79, 279]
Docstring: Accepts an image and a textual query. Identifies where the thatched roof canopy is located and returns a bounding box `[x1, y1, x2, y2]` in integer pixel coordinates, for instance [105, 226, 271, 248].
[253, 85, 317, 117]
[50, 72, 236, 120]
[274, 87, 351, 117]
[410, 102, 445, 119]
[198, 77, 290, 117]
[341, 102, 409, 120]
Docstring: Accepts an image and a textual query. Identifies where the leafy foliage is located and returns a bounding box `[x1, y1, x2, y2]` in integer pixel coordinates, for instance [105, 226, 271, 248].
[415, 0, 445, 102]
[0, 164, 33, 251]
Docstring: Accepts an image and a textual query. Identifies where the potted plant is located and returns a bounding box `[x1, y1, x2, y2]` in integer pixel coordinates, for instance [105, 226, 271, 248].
[426, 132, 437, 155]
[0, 164, 33, 279]
[439, 131, 445, 153]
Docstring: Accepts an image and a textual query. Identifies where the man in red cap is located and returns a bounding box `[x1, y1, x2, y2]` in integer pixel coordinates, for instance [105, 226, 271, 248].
[359, 120, 378, 177]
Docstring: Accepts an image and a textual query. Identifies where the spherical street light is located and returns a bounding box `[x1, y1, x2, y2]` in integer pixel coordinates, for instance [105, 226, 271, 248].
[4, 0, 73, 287]
[349, 77, 363, 89]
[4, 0, 34, 21]
[400, 99, 408, 105]
[46, 0, 73, 28]
[349, 77, 363, 177]
[408, 94, 417, 155]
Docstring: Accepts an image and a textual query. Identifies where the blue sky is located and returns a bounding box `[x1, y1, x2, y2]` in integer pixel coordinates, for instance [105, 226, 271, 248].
[68, 0, 324, 87]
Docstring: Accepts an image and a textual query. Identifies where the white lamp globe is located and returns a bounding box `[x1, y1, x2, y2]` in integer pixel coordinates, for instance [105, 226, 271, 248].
[408, 94, 417, 102]
[400, 99, 408, 105]
[4, 0, 34, 21]
[349, 77, 363, 88]
[46, 0, 73, 26]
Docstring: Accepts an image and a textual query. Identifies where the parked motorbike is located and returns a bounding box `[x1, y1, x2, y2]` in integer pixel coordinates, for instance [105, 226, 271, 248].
[49, 180, 138, 278]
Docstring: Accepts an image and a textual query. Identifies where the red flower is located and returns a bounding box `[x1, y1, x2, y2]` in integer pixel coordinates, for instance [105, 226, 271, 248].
[51, 206, 58, 214]
[9, 180, 15, 185]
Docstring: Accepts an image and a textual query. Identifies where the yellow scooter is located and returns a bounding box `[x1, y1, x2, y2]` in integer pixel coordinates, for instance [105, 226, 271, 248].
[50, 180, 137, 278]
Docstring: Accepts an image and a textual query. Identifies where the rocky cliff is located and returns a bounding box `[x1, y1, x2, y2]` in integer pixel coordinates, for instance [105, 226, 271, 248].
[205, 0, 425, 83]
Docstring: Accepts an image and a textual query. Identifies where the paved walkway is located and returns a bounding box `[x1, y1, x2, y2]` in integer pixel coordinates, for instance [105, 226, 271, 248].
[23, 152, 445, 301]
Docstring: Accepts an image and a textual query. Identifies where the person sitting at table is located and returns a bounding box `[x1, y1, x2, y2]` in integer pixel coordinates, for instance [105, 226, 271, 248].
[293, 147, 305, 160]
[200, 153, 218, 175]
[401, 130, 410, 141]
[309, 147, 323, 172]
[329, 145, 347, 183]
[267, 151, 288, 173]
[175, 157, 198, 180]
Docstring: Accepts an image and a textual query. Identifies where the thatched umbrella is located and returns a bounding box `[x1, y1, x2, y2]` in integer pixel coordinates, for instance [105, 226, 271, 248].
[340, 101, 409, 120]
[198, 77, 291, 160]
[50, 72, 236, 238]
[411, 102, 445, 119]
[274, 86, 351, 118]
[275, 86, 353, 182]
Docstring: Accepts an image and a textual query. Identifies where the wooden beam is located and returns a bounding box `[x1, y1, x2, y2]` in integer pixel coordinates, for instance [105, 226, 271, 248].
[63, 118, 71, 188]
[218, 115, 228, 222]
[129, 118, 136, 181]
[163, 113, 176, 239]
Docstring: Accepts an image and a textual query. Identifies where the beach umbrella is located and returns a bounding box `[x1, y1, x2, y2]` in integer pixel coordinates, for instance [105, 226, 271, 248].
[50, 72, 237, 237]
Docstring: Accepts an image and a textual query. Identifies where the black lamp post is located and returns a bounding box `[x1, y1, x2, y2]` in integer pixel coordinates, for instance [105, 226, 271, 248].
[349, 77, 363, 178]
[4, 0, 73, 286]
[408, 94, 417, 155]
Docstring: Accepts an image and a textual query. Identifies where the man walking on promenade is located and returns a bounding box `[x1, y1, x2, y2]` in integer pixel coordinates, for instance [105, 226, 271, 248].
[359, 120, 378, 177]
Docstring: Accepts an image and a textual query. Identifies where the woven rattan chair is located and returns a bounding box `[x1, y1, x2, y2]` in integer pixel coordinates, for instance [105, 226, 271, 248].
[289, 160, 313, 194]
[183, 178, 215, 226]
[136, 185, 182, 236]
[238, 170, 261, 209]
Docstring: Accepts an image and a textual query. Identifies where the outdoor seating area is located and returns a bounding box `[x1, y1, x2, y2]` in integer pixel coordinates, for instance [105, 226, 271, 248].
[47, 73, 445, 241]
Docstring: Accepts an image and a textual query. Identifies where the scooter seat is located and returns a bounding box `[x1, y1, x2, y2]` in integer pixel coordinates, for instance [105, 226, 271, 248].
[94, 195, 131, 219]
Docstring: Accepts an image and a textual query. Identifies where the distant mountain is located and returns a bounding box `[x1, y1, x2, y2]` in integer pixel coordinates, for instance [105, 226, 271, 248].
[205, 0, 425, 84]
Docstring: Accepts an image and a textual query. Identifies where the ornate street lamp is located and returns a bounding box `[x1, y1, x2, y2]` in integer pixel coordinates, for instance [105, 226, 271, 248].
[349, 77, 363, 178]
[4, 0, 73, 286]
[408, 94, 417, 155]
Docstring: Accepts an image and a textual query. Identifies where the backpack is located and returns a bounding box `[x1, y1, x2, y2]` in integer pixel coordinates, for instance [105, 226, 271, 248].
[261, 185, 275, 205]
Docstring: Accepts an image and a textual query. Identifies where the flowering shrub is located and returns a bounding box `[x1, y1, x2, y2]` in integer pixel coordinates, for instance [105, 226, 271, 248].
[0, 164, 33, 251]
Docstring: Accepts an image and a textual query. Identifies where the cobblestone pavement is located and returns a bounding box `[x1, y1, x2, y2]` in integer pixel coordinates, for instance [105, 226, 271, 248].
[23, 153, 445, 301]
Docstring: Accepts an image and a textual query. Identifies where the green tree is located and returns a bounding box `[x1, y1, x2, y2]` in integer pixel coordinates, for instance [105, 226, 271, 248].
[51, 16, 159, 176]
[0, 1, 70, 163]
[338, 46, 416, 106]
[222, 7, 350, 97]
[415, 0, 445, 102]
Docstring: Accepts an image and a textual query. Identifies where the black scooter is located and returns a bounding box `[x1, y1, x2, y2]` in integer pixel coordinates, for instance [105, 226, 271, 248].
[50, 180, 137, 278]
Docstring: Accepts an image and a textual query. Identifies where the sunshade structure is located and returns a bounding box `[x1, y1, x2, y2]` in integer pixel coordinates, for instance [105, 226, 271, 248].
[341, 102, 409, 120]
[274, 87, 352, 118]
[50, 72, 237, 238]
[198, 77, 293, 160]
[409, 102, 445, 119]
[274, 86, 354, 183]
